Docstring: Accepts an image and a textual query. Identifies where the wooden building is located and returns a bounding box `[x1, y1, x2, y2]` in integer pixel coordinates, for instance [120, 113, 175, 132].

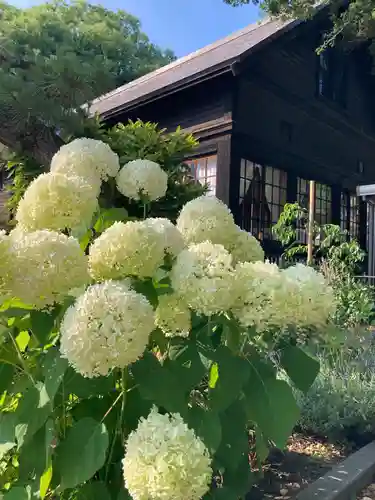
[90, 12, 375, 259]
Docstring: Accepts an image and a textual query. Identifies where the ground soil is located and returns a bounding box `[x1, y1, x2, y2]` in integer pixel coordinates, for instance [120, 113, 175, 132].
[357, 482, 375, 499]
[246, 433, 349, 500]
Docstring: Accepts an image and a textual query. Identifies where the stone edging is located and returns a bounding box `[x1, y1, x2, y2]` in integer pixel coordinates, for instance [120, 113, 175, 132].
[296, 441, 375, 500]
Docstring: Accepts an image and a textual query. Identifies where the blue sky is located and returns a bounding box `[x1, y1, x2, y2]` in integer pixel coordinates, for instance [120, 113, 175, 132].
[10, 0, 260, 56]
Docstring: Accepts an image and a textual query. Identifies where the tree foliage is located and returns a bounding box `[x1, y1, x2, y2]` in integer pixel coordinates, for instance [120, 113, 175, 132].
[225, 0, 374, 50]
[0, 0, 174, 165]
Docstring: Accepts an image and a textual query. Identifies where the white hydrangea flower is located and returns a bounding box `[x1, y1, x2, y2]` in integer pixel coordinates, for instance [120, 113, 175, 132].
[50, 137, 120, 183]
[233, 261, 336, 332]
[171, 241, 236, 316]
[15, 173, 99, 232]
[282, 263, 336, 329]
[10, 230, 89, 309]
[60, 281, 154, 378]
[226, 226, 264, 264]
[232, 261, 286, 331]
[116, 159, 168, 201]
[89, 220, 165, 281]
[155, 294, 191, 338]
[145, 218, 185, 257]
[176, 195, 236, 246]
[0, 231, 14, 301]
[123, 406, 212, 500]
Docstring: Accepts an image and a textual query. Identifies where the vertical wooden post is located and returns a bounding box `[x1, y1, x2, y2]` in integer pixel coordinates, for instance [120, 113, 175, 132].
[307, 180, 316, 266]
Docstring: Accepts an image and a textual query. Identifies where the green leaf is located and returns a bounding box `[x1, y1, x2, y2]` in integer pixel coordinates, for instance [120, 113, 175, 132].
[164, 338, 206, 393]
[94, 207, 128, 234]
[39, 464, 52, 499]
[208, 363, 219, 389]
[57, 417, 109, 490]
[79, 229, 93, 251]
[122, 384, 153, 433]
[42, 349, 68, 403]
[211, 488, 238, 500]
[0, 363, 15, 393]
[0, 298, 33, 316]
[0, 412, 16, 460]
[18, 419, 55, 481]
[242, 354, 300, 448]
[209, 346, 250, 412]
[132, 352, 186, 414]
[216, 399, 248, 472]
[30, 310, 56, 345]
[117, 488, 132, 500]
[132, 279, 158, 307]
[15, 331, 29, 352]
[63, 367, 115, 398]
[14, 383, 52, 449]
[255, 427, 269, 464]
[3, 486, 31, 500]
[280, 345, 320, 393]
[222, 320, 241, 354]
[187, 406, 221, 454]
[76, 481, 111, 500]
[222, 452, 253, 497]
[0, 340, 19, 366]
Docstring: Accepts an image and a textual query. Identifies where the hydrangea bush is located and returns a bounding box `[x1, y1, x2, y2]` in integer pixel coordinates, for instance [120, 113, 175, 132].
[0, 138, 336, 500]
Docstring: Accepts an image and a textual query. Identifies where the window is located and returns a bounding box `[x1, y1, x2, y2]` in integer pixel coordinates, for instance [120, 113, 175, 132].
[264, 166, 288, 238]
[315, 182, 332, 225]
[340, 191, 349, 231]
[297, 178, 332, 241]
[349, 195, 360, 240]
[317, 45, 347, 107]
[239, 160, 287, 240]
[186, 155, 217, 195]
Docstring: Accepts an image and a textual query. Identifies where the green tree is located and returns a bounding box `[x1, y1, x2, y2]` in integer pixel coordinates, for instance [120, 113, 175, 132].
[0, 0, 174, 166]
[224, 0, 373, 51]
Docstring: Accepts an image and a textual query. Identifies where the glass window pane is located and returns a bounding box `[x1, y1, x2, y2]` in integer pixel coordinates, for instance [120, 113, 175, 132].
[239, 162, 287, 241]
[185, 155, 217, 195]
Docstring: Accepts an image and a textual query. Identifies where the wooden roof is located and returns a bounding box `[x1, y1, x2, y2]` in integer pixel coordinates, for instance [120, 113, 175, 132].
[90, 17, 300, 119]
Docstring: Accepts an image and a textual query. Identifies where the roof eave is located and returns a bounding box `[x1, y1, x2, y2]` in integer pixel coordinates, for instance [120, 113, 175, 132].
[93, 62, 236, 120]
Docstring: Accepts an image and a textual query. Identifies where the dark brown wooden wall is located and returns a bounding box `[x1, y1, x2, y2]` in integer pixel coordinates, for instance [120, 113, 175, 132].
[234, 28, 375, 191]
[106, 74, 234, 141]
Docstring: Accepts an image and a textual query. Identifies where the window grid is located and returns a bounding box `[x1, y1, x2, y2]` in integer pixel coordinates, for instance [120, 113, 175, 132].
[296, 178, 332, 242]
[340, 192, 349, 232]
[349, 195, 360, 240]
[239, 160, 287, 240]
[186, 155, 217, 195]
[315, 182, 332, 226]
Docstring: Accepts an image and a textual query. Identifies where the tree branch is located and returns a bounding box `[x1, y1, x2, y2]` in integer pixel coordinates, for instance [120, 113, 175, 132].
[0, 107, 64, 168]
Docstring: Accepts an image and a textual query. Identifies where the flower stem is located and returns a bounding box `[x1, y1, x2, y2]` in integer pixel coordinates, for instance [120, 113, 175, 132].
[143, 203, 148, 220]
[8, 330, 35, 385]
[104, 369, 128, 483]
[120, 368, 128, 425]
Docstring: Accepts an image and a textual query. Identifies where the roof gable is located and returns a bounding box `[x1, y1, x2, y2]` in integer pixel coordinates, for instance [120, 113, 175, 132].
[90, 17, 301, 119]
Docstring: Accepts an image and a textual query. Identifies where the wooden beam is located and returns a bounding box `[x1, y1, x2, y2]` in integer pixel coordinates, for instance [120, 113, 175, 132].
[307, 180, 316, 266]
[216, 135, 232, 207]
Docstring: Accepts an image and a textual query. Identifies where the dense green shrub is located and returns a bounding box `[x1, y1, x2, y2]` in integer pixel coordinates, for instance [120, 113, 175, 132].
[322, 265, 375, 329]
[295, 340, 375, 440]
[274, 203, 375, 328]
[5, 119, 206, 223]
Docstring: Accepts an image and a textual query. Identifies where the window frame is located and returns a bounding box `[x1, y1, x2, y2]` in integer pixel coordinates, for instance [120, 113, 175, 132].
[239, 160, 287, 241]
[185, 154, 217, 196]
[316, 42, 348, 109]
